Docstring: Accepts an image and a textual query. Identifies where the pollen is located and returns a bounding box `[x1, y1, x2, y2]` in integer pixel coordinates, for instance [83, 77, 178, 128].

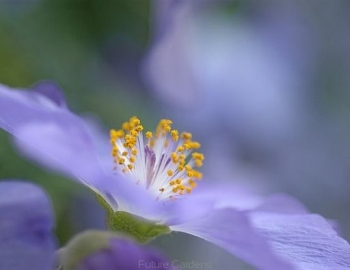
[109, 116, 204, 201]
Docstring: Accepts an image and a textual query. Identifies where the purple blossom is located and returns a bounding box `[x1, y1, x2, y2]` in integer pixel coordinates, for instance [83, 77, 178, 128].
[0, 83, 350, 269]
[0, 180, 56, 270]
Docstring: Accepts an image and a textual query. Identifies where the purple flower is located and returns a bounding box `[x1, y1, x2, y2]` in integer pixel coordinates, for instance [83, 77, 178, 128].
[0, 180, 56, 270]
[0, 82, 350, 269]
[60, 230, 172, 270]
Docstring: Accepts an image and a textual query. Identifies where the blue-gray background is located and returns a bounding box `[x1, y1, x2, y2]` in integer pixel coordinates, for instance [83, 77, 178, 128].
[1, 1, 350, 269]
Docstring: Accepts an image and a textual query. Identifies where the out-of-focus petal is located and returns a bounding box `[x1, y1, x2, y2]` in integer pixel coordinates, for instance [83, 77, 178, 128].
[170, 208, 293, 270]
[143, 0, 200, 108]
[249, 212, 350, 270]
[0, 180, 56, 270]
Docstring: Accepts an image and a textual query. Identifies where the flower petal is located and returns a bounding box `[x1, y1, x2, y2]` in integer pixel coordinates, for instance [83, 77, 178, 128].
[0, 84, 161, 219]
[0, 180, 56, 270]
[0, 83, 107, 184]
[170, 208, 293, 270]
[158, 185, 259, 226]
[171, 192, 350, 270]
[249, 212, 350, 270]
[190, 183, 264, 210]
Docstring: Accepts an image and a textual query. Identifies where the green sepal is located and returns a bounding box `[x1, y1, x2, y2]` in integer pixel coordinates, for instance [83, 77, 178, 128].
[96, 194, 171, 244]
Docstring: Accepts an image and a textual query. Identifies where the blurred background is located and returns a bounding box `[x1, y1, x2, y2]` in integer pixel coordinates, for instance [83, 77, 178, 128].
[1, 0, 350, 269]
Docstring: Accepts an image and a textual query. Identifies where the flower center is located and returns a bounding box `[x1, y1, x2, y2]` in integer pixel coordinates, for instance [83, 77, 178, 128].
[109, 116, 204, 200]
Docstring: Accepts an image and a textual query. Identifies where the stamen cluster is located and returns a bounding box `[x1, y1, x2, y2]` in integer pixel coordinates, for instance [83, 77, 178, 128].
[110, 117, 204, 200]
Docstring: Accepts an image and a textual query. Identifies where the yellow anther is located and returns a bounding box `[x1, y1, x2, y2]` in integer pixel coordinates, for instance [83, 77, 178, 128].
[192, 152, 205, 160]
[189, 179, 197, 188]
[195, 160, 203, 167]
[110, 129, 124, 139]
[167, 170, 174, 176]
[181, 132, 192, 140]
[171, 152, 178, 163]
[129, 116, 140, 127]
[130, 130, 138, 136]
[172, 187, 178, 193]
[129, 156, 136, 163]
[157, 119, 172, 134]
[175, 179, 181, 185]
[178, 185, 185, 191]
[187, 171, 194, 177]
[145, 131, 153, 139]
[135, 125, 143, 132]
[122, 151, 128, 156]
[131, 148, 138, 155]
[128, 143, 135, 148]
[169, 180, 175, 186]
[193, 171, 203, 179]
[177, 146, 184, 152]
[118, 158, 125, 165]
[186, 187, 192, 194]
[110, 129, 116, 136]
[127, 141, 135, 146]
[111, 148, 118, 157]
[171, 130, 179, 141]
[185, 165, 192, 171]
[122, 122, 130, 131]
[127, 164, 133, 170]
[189, 142, 201, 149]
